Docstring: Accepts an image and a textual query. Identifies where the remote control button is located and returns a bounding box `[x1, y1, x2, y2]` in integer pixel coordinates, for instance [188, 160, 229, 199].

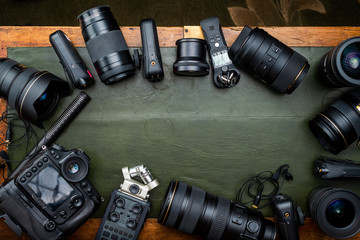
[26, 172, 32, 177]
[111, 234, 118, 240]
[109, 211, 120, 222]
[44, 220, 56, 231]
[115, 197, 126, 208]
[126, 218, 137, 230]
[70, 195, 83, 208]
[129, 184, 140, 194]
[20, 177, 26, 183]
[43, 157, 49, 162]
[131, 204, 143, 214]
[31, 167, 37, 172]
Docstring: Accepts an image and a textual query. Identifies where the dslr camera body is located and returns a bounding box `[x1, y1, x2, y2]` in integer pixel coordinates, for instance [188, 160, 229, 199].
[0, 144, 101, 240]
[96, 165, 159, 240]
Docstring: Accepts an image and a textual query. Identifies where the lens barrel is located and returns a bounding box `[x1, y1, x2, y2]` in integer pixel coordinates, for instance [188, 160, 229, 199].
[319, 37, 360, 87]
[78, 5, 135, 84]
[308, 187, 360, 239]
[0, 58, 69, 128]
[229, 26, 309, 94]
[173, 38, 210, 76]
[309, 87, 360, 154]
[158, 180, 276, 240]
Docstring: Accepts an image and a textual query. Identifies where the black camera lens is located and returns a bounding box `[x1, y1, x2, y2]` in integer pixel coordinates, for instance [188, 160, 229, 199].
[77, 5, 135, 84]
[61, 156, 89, 182]
[158, 180, 276, 240]
[173, 38, 210, 76]
[0, 58, 69, 128]
[308, 187, 360, 239]
[229, 26, 310, 94]
[319, 37, 360, 87]
[309, 87, 360, 154]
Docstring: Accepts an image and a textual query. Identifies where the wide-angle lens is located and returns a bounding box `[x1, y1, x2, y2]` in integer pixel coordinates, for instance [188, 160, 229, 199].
[308, 187, 360, 239]
[319, 37, 360, 87]
[158, 180, 276, 240]
[309, 87, 360, 154]
[229, 26, 309, 94]
[78, 5, 135, 84]
[0, 58, 69, 128]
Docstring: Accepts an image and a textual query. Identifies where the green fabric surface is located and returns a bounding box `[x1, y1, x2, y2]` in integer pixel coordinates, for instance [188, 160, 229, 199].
[7, 47, 360, 218]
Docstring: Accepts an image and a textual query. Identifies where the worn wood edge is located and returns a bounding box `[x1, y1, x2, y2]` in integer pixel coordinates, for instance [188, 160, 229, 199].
[1, 218, 360, 239]
[0, 26, 184, 51]
[184, 26, 360, 47]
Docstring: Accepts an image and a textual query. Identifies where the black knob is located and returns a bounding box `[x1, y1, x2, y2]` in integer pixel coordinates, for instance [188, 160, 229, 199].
[109, 211, 120, 222]
[131, 204, 143, 214]
[70, 195, 84, 208]
[115, 197, 126, 208]
[44, 220, 56, 231]
[129, 184, 140, 194]
[126, 218, 137, 229]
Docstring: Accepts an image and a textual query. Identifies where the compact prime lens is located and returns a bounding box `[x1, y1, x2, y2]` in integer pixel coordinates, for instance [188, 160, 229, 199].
[158, 180, 276, 240]
[0, 58, 69, 128]
[308, 187, 360, 239]
[319, 37, 360, 87]
[229, 26, 310, 94]
[78, 5, 135, 84]
[309, 87, 360, 154]
[173, 38, 210, 76]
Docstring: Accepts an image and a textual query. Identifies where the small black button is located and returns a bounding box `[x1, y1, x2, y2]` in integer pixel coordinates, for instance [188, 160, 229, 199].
[129, 234, 133, 238]
[103, 231, 111, 237]
[31, 167, 37, 172]
[50, 150, 55, 155]
[37, 162, 43, 167]
[81, 181, 87, 188]
[44, 220, 56, 231]
[53, 215, 58, 220]
[59, 210, 67, 218]
[109, 226, 114, 231]
[105, 225, 109, 229]
[20, 177, 26, 183]
[129, 184, 140, 194]
[114, 228, 118, 233]
[43, 157, 49, 162]
[115, 198, 126, 208]
[247, 220, 259, 233]
[131, 204, 143, 214]
[111, 234, 118, 240]
[55, 155, 60, 159]
[70, 195, 83, 208]
[26, 172, 32, 177]
[109, 211, 120, 222]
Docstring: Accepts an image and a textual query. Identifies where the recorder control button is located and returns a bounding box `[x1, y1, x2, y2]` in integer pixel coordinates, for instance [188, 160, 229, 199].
[115, 197, 126, 208]
[126, 218, 137, 229]
[44, 220, 56, 231]
[131, 204, 143, 214]
[109, 211, 120, 222]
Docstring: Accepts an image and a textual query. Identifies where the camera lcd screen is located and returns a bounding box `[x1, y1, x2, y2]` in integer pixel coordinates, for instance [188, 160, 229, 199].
[28, 165, 74, 211]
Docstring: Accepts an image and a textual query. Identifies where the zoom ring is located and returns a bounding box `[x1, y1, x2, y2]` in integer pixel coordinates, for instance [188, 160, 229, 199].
[206, 196, 230, 240]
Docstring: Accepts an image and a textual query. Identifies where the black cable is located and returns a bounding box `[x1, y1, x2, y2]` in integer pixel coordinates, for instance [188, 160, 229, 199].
[236, 167, 288, 210]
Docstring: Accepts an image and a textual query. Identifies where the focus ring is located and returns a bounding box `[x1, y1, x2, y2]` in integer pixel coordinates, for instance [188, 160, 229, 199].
[206, 196, 230, 240]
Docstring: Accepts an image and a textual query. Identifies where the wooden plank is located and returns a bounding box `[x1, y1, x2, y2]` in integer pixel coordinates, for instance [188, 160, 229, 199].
[184, 26, 360, 47]
[1, 218, 360, 240]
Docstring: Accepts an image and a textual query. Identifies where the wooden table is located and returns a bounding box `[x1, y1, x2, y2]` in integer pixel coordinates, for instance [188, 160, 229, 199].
[0, 26, 360, 240]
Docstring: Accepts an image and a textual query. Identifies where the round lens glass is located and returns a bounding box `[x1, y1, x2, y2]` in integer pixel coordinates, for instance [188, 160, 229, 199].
[326, 199, 355, 228]
[341, 42, 360, 79]
[68, 163, 80, 174]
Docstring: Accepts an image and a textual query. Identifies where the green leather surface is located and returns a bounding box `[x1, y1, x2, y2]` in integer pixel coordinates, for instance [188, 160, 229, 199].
[7, 47, 360, 218]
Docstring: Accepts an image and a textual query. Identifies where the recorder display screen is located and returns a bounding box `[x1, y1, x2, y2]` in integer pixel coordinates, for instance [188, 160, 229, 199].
[28, 165, 75, 211]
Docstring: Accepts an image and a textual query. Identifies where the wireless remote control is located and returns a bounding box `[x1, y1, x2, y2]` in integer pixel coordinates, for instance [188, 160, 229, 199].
[50, 30, 94, 89]
[140, 18, 164, 82]
[200, 17, 240, 88]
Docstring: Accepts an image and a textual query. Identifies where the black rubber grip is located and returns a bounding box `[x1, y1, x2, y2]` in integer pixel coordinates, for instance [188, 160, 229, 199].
[8, 91, 91, 179]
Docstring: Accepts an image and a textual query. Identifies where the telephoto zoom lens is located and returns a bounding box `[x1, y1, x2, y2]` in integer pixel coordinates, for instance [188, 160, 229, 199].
[229, 26, 310, 94]
[0, 58, 69, 128]
[309, 87, 360, 154]
[158, 180, 276, 240]
[308, 187, 360, 239]
[78, 5, 135, 84]
[319, 37, 360, 87]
